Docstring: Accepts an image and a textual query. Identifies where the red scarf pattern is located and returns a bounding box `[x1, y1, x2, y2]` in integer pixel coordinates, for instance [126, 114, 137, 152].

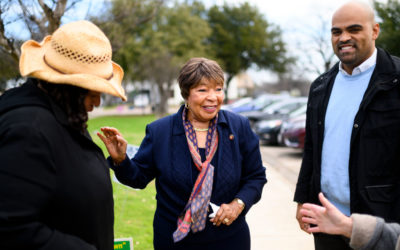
[173, 108, 218, 242]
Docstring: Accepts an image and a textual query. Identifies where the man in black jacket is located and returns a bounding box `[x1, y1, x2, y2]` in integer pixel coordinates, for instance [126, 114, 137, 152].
[294, 1, 400, 250]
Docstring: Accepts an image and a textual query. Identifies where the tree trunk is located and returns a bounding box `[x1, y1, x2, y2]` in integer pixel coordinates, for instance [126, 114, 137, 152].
[224, 74, 233, 104]
[155, 82, 169, 118]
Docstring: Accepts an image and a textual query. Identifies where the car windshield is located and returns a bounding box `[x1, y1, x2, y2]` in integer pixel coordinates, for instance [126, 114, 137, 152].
[230, 97, 252, 108]
[288, 103, 307, 117]
[252, 94, 290, 108]
[262, 98, 306, 114]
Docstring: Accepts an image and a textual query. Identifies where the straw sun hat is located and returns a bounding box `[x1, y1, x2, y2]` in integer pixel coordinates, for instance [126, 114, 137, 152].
[19, 20, 127, 101]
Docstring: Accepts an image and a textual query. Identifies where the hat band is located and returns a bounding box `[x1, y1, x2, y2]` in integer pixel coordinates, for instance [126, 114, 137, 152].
[43, 55, 114, 80]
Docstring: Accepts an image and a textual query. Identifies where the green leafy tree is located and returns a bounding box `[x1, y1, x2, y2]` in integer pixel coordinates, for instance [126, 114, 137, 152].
[91, 0, 164, 82]
[374, 0, 400, 57]
[91, 0, 164, 105]
[207, 3, 291, 101]
[138, 2, 213, 116]
[96, 1, 212, 116]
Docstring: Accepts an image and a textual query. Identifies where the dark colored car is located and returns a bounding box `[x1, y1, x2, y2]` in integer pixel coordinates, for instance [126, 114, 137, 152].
[253, 118, 284, 145]
[253, 104, 306, 145]
[281, 114, 306, 149]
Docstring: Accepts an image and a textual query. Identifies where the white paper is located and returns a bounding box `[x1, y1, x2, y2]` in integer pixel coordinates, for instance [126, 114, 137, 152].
[208, 202, 220, 218]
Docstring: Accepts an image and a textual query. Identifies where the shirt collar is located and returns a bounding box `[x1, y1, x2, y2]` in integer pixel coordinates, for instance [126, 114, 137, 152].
[339, 48, 377, 76]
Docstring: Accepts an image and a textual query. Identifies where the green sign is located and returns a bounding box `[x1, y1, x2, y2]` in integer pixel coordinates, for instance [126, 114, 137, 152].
[114, 238, 133, 250]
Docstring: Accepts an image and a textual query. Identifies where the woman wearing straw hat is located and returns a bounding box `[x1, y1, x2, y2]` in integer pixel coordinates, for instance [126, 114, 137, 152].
[98, 57, 267, 249]
[0, 21, 126, 250]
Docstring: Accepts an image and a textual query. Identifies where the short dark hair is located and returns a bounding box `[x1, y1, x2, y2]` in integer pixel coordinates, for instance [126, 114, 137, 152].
[178, 57, 224, 100]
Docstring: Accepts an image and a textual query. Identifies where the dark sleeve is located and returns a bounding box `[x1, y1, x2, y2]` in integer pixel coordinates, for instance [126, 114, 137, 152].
[0, 125, 96, 250]
[109, 125, 157, 189]
[235, 117, 267, 215]
[293, 89, 314, 203]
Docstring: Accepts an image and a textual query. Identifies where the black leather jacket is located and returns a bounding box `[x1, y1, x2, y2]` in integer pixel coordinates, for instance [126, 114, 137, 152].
[294, 48, 400, 223]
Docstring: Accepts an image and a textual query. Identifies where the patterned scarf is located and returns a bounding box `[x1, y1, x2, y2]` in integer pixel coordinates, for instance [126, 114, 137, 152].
[172, 107, 218, 242]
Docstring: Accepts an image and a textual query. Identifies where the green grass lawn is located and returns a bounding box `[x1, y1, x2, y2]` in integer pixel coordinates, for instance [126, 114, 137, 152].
[88, 115, 156, 250]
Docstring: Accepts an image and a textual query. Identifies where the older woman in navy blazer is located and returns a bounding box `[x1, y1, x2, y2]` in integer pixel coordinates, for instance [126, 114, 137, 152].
[99, 57, 267, 249]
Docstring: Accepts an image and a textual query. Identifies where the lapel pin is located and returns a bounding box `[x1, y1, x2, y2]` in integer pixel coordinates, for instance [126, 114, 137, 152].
[229, 134, 234, 140]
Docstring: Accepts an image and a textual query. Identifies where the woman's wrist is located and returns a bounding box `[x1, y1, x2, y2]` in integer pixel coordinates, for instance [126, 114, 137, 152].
[234, 198, 245, 210]
[233, 198, 245, 215]
[112, 155, 126, 166]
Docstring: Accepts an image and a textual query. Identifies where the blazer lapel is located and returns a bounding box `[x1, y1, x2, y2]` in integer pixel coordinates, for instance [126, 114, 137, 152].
[214, 111, 238, 199]
[171, 106, 194, 188]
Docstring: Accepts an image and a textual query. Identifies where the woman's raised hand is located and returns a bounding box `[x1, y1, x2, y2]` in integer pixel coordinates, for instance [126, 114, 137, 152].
[97, 127, 127, 165]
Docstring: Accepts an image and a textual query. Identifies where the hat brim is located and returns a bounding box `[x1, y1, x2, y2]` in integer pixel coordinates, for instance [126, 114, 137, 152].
[19, 36, 127, 101]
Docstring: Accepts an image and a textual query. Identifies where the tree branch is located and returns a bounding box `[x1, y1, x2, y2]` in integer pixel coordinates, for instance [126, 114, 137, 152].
[135, 0, 163, 26]
[17, 0, 44, 37]
[0, 4, 19, 62]
[37, 0, 66, 33]
[65, 0, 81, 12]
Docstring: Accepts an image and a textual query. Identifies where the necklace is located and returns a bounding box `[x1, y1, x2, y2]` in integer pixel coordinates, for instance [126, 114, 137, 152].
[193, 127, 209, 132]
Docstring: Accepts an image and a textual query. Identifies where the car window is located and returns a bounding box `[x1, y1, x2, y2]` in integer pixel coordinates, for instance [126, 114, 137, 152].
[289, 103, 307, 117]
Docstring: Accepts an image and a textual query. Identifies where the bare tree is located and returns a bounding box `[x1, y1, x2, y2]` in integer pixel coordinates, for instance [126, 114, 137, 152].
[0, 1, 20, 62]
[295, 15, 337, 77]
[0, 0, 81, 66]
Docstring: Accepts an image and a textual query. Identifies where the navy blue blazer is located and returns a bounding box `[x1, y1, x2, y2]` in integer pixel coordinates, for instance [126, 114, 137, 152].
[110, 105, 267, 244]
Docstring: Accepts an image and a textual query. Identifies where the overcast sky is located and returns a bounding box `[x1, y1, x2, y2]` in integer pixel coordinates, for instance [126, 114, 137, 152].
[41, 0, 384, 82]
[203, 0, 385, 82]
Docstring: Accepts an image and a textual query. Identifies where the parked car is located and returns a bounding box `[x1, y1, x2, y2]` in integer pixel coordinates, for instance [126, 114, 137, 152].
[232, 93, 289, 113]
[243, 97, 307, 127]
[276, 104, 307, 144]
[253, 103, 307, 145]
[221, 97, 253, 111]
[281, 114, 306, 149]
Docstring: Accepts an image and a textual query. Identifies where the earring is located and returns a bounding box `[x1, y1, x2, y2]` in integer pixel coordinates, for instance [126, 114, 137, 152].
[185, 102, 188, 109]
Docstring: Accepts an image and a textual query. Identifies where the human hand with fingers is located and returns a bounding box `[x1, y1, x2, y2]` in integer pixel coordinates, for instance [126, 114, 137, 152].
[296, 203, 310, 234]
[300, 192, 353, 238]
[209, 199, 244, 227]
[97, 127, 128, 165]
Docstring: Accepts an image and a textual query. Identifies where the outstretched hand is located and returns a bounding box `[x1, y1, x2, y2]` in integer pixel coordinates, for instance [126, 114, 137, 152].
[97, 127, 127, 165]
[299, 192, 353, 238]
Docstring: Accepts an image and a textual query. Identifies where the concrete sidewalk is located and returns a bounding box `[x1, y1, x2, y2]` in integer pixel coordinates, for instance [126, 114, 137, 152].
[89, 105, 152, 118]
[88, 104, 181, 119]
[246, 157, 314, 249]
